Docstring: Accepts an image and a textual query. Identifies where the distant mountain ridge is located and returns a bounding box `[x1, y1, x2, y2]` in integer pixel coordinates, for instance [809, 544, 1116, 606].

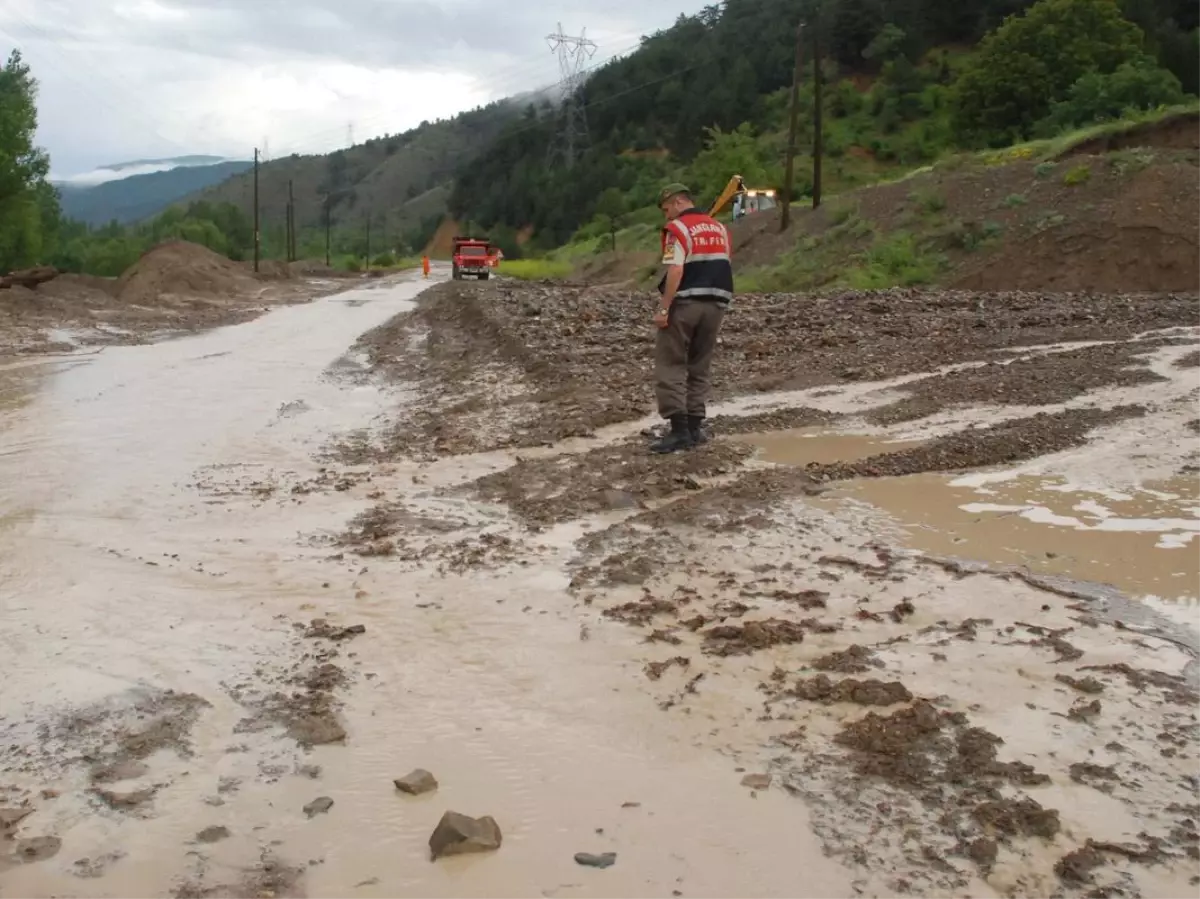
[176, 99, 527, 252]
[56, 159, 254, 226]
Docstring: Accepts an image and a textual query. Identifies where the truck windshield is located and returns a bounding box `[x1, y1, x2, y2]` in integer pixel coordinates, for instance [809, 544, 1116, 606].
[459, 246, 487, 256]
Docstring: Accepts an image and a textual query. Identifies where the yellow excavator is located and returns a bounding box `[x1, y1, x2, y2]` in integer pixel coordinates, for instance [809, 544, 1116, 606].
[709, 175, 777, 220]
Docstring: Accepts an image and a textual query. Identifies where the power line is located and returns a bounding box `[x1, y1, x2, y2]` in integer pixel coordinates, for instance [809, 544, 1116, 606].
[266, 35, 646, 159]
[545, 23, 596, 169]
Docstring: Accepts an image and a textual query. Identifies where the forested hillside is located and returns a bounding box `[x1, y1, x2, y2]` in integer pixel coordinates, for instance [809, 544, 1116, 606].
[450, 0, 1198, 247]
[183, 102, 523, 261]
[2, 0, 1196, 279]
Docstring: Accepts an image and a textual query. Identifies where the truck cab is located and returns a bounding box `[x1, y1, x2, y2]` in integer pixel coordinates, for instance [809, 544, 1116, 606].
[451, 237, 494, 280]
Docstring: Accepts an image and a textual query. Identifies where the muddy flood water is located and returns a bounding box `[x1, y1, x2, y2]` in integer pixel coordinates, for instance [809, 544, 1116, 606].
[0, 275, 848, 897]
[2, 273, 1198, 899]
[737, 427, 1199, 616]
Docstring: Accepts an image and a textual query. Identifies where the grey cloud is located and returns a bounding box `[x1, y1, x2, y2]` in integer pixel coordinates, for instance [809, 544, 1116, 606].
[16, 0, 670, 72]
[7, 0, 704, 173]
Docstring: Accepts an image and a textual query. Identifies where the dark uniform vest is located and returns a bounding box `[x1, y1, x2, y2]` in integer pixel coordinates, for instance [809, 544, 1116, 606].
[658, 208, 734, 306]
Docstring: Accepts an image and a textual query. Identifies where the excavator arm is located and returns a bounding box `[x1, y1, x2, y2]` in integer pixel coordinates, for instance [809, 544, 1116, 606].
[708, 175, 746, 218]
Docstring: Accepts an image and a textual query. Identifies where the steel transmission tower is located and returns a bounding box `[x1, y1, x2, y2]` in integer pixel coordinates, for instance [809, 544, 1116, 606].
[545, 23, 596, 169]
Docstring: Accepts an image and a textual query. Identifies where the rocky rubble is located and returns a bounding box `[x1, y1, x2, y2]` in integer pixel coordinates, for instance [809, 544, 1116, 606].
[354, 279, 1198, 458]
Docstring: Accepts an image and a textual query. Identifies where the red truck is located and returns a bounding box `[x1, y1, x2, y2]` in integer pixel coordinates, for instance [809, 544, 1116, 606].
[451, 236, 500, 280]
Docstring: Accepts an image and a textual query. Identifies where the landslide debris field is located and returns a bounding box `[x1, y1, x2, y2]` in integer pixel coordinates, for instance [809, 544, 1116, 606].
[2, 264, 1198, 896]
[352, 279, 1198, 462]
[329, 276, 1200, 896]
[0, 241, 353, 355]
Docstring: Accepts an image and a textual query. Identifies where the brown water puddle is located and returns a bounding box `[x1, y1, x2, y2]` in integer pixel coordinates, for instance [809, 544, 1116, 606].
[735, 428, 926, 465]
[0, 356, 59, 416]
[829, 472, 1199, 601]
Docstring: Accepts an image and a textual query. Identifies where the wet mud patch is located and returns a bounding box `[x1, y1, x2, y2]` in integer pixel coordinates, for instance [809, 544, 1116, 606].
[351, 284, 647, 459]
[192, 463, 376, 503]
[569, 503, 1199, 897]
[707, 405, 837, 435]
[173, 849, 306, 899]
[811, 644, 882, 673]
[230, 617, 366, 749]
[465, 438, 751, 526]
[335, 497, 525, 573]
[787, 674, 913, 706]
[2, 688, 212, 784]
[809, 405, 1146, 481]
[865, 341, 1168, 425]
[339, 498, 469, 548]
[568, 405, 1147, 591]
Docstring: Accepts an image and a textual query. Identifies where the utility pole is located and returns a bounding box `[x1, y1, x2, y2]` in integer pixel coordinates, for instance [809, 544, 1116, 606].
[253, 148, 260, 273]
[364, 211, 371, 270]
[286, 179, 295, 262]
[324, 194, 331, 267]
[812, 19, 824, 209]
[780, 21, 805, 232]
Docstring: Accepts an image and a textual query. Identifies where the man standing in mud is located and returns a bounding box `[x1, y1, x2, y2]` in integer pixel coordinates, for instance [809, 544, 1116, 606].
[650, 183, 734, 454]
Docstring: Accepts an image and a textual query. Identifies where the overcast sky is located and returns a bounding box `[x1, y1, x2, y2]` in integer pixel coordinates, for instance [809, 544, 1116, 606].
[0, 0, 709, 177]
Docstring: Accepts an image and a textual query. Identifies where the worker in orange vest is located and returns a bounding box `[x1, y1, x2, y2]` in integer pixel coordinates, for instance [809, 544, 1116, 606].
[421, 255, 430, 278]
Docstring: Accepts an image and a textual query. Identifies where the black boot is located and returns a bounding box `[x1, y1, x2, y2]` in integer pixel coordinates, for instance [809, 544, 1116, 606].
[650, 414, 695, 454]
[688, 414, 710, 445]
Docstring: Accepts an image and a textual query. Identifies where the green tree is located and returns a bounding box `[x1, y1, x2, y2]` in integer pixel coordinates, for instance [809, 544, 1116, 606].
[687, 123, 775, 209]
[951, 0, 1148, 145]
[0, 49, 56, 270]
[1035, 59, 1188, 133]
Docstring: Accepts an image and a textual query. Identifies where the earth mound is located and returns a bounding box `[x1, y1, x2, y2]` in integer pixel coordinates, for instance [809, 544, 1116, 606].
[117, 240, 259, 305]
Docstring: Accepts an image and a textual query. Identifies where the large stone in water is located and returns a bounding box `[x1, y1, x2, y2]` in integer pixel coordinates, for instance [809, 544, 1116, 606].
[428, 811, 502, 860]
[394, 768, 438, 795]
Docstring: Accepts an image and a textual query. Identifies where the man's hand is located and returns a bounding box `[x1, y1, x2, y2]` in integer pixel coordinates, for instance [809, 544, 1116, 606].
[653, 308, 669, 329]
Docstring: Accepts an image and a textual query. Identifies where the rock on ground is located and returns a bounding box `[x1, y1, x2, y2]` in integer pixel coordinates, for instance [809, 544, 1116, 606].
[394, 768, 438, 795]
[303, 796, 334, 818]
[428, 811, 502, 860]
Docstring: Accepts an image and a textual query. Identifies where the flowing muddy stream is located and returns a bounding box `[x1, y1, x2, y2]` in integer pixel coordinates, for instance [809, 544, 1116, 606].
[0, 275, 852, 897]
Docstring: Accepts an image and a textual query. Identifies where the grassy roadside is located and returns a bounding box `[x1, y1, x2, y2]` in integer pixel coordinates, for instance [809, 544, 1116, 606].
[521, 104, 1197, 292]
[498, 259, 574, 280]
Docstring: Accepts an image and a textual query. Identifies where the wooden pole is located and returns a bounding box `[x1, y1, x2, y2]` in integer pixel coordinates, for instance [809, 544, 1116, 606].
[812, 20, 824, 209]
[252, 148, 260, 273]
[780, 21, 805, 232]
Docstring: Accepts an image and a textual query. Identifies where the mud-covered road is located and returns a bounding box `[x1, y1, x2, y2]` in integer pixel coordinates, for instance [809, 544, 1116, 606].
[2, 273, 1198, 898]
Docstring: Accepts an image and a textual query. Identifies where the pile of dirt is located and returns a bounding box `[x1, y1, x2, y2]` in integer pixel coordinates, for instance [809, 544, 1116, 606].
[953, 161, 1200, 292]
[36, 272, 119, 300]
[117, 240, 260, 305]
